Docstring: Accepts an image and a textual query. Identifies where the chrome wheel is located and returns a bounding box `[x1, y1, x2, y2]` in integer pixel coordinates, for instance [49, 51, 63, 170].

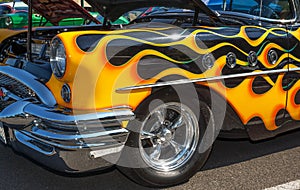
[139, 102, 199, 172]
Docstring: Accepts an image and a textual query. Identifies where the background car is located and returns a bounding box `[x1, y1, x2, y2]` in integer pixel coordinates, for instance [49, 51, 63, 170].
[0, 1, 129, 29]
[0, 11, 101, 29]
[0, 1, 28, 12]
[0, 4, 14, 16]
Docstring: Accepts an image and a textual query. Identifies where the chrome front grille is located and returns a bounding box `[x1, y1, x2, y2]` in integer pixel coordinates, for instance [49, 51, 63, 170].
[0, 73, 36, 99]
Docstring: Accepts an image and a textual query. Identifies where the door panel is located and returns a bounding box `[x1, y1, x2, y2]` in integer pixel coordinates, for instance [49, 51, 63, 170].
[286, 24, 300, 123]
[194, 24, 289, 130]
[198, 0, 291, 130]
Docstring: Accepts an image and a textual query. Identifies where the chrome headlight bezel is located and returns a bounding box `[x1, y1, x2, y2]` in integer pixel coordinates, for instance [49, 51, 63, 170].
[50, 38, 66, 79]
[61, 83, 71, 103]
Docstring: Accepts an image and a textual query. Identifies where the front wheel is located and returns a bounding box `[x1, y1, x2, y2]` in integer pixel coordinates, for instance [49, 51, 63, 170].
[118, 89, 215, 187]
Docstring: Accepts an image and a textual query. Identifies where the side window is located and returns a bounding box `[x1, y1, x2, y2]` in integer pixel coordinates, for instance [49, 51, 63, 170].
[0, 6, 12, 14]
[227, 0, 293, 20]
[229, 0, 258, 13]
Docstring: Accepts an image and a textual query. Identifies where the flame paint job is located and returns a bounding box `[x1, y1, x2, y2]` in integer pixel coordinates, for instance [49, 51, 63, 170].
[46, 25, 300, 131]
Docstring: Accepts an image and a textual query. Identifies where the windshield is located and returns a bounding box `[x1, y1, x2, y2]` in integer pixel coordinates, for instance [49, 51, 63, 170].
[15, 7, 28, 11]
[204, 0, 293, 20]
[126, 7, 195, 21]
[0, 6, 12, 15]
[204, 0, 224, 10]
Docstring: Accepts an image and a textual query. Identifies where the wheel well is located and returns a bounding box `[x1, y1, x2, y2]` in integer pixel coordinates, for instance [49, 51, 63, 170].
[195, 84, 248, 139]
[147, 81, 248, 139]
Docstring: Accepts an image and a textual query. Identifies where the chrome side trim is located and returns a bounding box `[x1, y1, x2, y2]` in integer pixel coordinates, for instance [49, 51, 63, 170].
[0, 66, 56, 106]
[117, 69, 289, 92]
[289, 68, 300, 72]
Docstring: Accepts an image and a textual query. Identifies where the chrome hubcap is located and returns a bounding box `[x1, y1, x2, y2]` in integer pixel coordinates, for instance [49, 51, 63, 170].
[139, 102, 199, 172]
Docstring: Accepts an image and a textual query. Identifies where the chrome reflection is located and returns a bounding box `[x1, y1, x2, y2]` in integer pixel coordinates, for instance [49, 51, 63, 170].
[268, 50, 278, 65]
[226, 52, 236, 69]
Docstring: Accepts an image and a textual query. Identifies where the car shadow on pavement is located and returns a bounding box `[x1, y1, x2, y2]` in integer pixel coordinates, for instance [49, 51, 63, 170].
[202, 129, 300, 171]
[0, 129, 299, 190]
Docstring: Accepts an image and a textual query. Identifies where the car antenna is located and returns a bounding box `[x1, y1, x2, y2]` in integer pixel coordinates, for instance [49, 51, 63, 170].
[27, 0, 32, 62]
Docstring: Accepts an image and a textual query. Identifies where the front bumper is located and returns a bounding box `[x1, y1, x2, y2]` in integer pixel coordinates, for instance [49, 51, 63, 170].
[0, 101, 134, 172]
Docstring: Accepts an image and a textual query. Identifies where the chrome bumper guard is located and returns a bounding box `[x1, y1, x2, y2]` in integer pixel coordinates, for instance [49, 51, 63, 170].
[0, 100, 135, 172]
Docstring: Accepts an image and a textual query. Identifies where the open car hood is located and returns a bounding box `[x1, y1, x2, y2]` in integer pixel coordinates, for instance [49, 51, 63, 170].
[85, 0, 220, 22]
[22, 0, 100, 25]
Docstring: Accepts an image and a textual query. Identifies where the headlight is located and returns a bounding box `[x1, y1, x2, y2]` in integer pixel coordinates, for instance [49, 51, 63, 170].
[50, 38, 66, 78]
[5, 17, 12, 27]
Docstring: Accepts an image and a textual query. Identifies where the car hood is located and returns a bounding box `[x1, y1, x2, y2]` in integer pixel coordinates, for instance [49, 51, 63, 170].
[85, 0, 220, 22]
[22, 0, 100, 25]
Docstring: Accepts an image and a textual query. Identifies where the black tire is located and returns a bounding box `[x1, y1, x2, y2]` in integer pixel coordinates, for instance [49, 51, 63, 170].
[118, 87, 215, 187]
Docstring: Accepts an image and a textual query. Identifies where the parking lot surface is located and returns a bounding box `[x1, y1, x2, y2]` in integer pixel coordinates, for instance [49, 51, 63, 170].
[0, 130, 299, 190]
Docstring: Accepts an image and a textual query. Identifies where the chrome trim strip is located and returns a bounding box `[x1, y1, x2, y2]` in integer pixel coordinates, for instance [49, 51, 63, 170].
[15, 123, 129, 151]
[89, 145, 124, 158]
[24, 104, 135, 123]
[0, 66, 56, 106]
[0, 122, 7, 144]
[0, 100, 134, 126]
[16, 128, 126, 157]
[0, 87, 22, 101]
[289, 68, 300, 72]
[0, 101, 34, 126]
[117, 69, 289, 92]
[14, 130, 56, 156]
[19, 129, 126, 150]
[30, 125, 129, 141]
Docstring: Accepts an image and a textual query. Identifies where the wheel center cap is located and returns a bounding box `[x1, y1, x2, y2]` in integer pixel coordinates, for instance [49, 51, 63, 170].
[160, 129, 173, 142]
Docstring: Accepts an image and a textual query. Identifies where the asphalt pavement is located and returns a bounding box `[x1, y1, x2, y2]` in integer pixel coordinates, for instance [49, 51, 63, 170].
[0, 129, 299, 190]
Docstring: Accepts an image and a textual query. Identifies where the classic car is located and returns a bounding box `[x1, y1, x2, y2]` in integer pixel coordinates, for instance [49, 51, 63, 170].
[0, 0, 102, 29]
[0, 1, 28, 15]
[0, 11, 100, 29]
[0, 0, 299, 187]
[0, 4, 14, 16]
[0, 2, 129, 29]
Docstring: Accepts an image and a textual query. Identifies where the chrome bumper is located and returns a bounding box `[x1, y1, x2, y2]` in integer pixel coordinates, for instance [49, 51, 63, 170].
[0, 100, 134, 172]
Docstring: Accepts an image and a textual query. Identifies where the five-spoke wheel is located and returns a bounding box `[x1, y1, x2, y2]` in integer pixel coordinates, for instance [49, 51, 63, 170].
[139, 102, 199, 172]
[118, 89, 214, 187]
